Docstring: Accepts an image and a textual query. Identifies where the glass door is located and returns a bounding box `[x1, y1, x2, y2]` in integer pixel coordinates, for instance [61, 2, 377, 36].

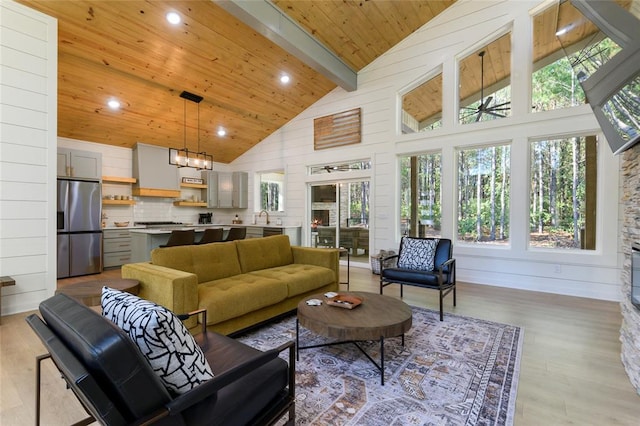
[310, 180, 370, 263]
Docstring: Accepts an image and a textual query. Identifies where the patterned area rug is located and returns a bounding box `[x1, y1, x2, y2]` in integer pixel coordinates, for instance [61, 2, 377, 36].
[237, 306, 523, 425]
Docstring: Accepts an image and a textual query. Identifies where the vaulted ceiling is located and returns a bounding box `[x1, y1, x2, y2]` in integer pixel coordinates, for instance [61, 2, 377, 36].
[15, 0, 456, 163]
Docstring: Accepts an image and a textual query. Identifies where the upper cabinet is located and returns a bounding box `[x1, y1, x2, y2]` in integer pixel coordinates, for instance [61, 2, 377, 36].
[132, 143, 180, 198]
[57, 148, 102, 180]
[202, 171, 248, 208]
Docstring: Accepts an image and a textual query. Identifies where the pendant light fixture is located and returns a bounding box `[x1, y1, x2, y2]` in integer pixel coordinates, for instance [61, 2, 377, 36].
[169, 90, 213, 170]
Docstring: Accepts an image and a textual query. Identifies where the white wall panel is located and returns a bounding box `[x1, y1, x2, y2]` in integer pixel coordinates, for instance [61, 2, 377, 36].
[0, 237, 47, 257]
[0, 26, 48, 58]
[0, 0, 57, 316]
[0, 46, 47, 75]
[0, 65, 47, 96]
[230, 0, 623, 301]
[0, 162, 47, 183]
[0, 142, 47, 166]
[1, 85, 47, 111]
[0, 219, 47, 239]
[0, 122, 48, 148]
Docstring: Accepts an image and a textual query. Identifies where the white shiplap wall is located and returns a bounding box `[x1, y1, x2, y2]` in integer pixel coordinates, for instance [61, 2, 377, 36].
[231, 0, 623, 301]
[0, 1, 57, 315]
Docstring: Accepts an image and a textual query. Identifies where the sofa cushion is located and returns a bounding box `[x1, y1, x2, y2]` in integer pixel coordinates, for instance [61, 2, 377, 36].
[101, 287, 214, 394]
[398, 237, 439, 271]
[249, 264, 335, 297]
[151, 242, 242, 282]
[199, 276, 288, 325]
[235, 235, 294, 273]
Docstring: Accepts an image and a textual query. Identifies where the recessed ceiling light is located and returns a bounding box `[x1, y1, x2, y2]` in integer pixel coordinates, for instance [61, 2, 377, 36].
[166, 11, 181, 25]
[107, 99, 121, 109]
[217, 128, 226, 137]
[280, 74, 291, 84]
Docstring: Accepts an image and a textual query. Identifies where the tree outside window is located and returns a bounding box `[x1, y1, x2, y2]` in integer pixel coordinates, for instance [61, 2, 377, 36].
[529, 136, 597, 250]
[399, 153, 442, 237]
[457, 145, 510, 244]
[259, 171, 284, 212]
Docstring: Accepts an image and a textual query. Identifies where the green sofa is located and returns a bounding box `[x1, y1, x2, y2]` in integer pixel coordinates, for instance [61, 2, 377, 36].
[121, 235, 340, 335]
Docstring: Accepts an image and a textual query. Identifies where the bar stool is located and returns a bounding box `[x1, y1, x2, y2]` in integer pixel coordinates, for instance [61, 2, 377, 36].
[225, 227, 246, 241]
[159, 229, 195, 247]
[196, 228, 224, 244]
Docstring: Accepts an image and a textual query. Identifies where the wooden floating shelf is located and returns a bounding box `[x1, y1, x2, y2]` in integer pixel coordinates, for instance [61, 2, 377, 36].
[102, 176, 137, 184]
[180, 183, 207, 189]
[103, 199, 135, 205]
[132, 188, 181, 198]
[173, 201, 208, 207]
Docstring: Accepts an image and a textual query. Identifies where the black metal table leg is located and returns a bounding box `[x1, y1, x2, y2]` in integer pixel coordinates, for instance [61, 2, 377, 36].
[380, 336, 385, 385]
[296, 318, 300, 361]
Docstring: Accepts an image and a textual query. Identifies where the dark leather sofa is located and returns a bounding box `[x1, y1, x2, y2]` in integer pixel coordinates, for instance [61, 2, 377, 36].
[26, 294, 295, 425]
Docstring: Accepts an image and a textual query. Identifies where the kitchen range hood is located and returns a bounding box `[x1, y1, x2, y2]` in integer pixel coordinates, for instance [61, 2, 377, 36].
[132, 142, 181, 198]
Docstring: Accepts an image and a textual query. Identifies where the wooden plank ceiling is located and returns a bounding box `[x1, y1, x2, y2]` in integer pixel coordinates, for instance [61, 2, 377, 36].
[15, 0, 456, 163]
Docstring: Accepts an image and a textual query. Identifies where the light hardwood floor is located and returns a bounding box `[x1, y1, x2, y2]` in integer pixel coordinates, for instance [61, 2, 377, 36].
[2, 265, 639, 425]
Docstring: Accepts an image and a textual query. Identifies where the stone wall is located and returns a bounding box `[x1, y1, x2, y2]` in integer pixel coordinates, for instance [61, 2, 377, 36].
[620, 144, 640, 394]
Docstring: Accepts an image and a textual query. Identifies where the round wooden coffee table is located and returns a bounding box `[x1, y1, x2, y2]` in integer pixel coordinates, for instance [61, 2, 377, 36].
[296, 291, 412, 385]
[55, 279, 140, 307]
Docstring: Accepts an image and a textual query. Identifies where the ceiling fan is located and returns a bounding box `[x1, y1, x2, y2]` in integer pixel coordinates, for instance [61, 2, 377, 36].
[462, 50, 511, 122]
[323, 165, 351, 173]
[321, 163, 364, 173]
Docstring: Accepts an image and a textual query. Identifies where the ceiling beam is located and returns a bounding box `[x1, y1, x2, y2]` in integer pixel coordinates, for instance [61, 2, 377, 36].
[215, 0, 357, 92]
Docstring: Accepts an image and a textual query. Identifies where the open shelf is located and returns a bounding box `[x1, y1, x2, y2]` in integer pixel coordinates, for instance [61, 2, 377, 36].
[103, 176, 137, 184]
[173, 201, 208, 207]
[180, 183, 207, 189]
[103, 199, 135, 205]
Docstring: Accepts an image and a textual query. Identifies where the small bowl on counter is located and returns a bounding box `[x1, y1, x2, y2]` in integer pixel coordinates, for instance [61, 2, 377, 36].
[114, 221, 130, 227]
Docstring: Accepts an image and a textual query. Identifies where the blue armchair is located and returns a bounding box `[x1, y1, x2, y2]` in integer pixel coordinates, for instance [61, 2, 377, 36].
[380, 237, 456, 321]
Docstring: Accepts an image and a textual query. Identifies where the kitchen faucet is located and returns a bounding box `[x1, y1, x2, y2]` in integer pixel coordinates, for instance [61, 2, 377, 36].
[259, 210, 270, 224]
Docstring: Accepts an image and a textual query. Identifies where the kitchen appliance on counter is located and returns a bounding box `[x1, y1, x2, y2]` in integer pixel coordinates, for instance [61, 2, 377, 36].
[57, 179, 103, 278]
[199, 213, 213, 224]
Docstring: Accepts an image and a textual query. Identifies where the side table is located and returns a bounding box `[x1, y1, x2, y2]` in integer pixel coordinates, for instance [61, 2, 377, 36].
[55, 279, 140, 307]
[1, 276, 16, 324]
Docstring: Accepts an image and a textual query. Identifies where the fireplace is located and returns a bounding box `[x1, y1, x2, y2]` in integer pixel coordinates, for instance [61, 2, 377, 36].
[632, 244, 640, 309]
[620, 145, 640, 393]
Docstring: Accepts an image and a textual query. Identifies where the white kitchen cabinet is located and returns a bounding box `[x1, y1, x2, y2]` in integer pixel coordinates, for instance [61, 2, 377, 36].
[57, 148, 102, 179]
[245, 227, 263, 239]
[232, 172, 248, 208]
[246, 226, 300, 245]
[103, 229, 132, 268]
[264, 227, 301, 245]
[202, 171, 248, 208]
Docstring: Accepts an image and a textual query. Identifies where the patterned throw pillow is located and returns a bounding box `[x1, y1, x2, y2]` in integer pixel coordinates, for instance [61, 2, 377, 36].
[101, 287, 214, 394]
[397, 237, 439, 271]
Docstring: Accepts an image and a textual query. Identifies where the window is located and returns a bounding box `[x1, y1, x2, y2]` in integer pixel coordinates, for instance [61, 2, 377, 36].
[401, 71, 443, 133]
[529, 135, 597, 250]
[399, 152, 442, 237]
[309, 160, 371, 175]
[459, 33, 512, 124]
[258, 171, 284, 212]
[531, 2, 601, 112]
[457, 144, 510, 244]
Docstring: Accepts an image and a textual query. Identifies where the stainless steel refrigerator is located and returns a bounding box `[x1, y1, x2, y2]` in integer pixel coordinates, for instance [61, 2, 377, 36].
[57, 179, 103, 278]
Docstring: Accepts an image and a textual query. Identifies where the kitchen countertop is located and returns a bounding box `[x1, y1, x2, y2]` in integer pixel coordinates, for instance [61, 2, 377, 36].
[128, 223, 301, 234]
[103, 225, 145, 230]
